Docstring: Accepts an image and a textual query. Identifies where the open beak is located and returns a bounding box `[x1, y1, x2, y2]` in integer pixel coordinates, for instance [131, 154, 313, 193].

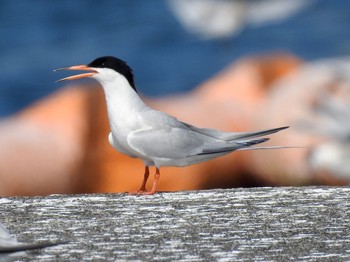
[54, 65, 97, 82]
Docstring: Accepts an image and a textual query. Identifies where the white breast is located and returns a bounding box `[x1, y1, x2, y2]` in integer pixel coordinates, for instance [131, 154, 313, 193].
[108, 132, 136, 158]
[94, 68, 152, 162]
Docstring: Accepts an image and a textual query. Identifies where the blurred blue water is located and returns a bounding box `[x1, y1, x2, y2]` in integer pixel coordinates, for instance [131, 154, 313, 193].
[0, 0, 349, 117]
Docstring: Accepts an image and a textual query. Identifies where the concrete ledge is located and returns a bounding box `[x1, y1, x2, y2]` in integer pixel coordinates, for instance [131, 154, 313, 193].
[1, 187, 350, 261]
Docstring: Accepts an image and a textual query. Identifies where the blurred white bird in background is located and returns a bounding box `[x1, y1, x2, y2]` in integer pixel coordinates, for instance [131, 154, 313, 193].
[168, 0, 315, 39]
[293, 58, 350, 182]
[233, 56, 350, 185]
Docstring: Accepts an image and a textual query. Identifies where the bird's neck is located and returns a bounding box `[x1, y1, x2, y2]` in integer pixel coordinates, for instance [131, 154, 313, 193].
[98, 77, 149, 129]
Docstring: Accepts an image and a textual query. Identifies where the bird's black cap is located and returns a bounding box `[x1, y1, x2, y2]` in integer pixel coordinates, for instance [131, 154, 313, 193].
[88, 56, 136, 92]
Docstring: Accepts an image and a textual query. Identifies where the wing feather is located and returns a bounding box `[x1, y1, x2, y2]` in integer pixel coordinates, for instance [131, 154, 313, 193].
[127, 127, 206, 159]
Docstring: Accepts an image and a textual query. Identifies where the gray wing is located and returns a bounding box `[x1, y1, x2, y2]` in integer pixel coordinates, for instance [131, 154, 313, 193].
[0, 222, 18, 247]
[127, 110, 227, 159]
[127, 126, 272, 162]
[182, 122, 289, 141]
[0, 222, 65, 253]
[127, 109, 287, 160]
[127, 127, 207, 159]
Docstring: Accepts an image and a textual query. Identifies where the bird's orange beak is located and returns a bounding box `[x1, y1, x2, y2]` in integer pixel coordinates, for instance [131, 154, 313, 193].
[54, 65, 97, 82]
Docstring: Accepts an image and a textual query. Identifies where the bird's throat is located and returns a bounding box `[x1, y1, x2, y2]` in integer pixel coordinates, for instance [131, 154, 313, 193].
[99, 77, 149, 132]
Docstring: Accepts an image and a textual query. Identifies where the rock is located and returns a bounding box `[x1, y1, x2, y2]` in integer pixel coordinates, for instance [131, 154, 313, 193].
[0, 87, 90, 196]
[249, 57, 350, 185]
[0, 187, 349, 261]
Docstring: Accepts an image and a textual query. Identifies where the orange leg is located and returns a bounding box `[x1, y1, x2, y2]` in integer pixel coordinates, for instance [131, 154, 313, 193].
[129, 166, 149, 195]
[143, 167, 160, 195]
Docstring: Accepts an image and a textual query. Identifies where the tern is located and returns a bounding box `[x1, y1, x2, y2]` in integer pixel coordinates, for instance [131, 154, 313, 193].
[55, 56, 289, 195]
[0, 221, 65, 255]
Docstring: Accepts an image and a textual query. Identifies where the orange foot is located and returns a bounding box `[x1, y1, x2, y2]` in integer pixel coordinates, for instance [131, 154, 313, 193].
[128, 190, 157, 195]
[129, 167, 160, 196]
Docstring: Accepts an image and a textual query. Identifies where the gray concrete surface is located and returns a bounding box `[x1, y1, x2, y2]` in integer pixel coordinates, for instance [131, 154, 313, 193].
[0, 187, 349, 261]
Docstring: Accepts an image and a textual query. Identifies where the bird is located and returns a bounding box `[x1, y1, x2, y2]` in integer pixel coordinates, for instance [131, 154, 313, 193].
[55, 56, 289, 195]
[0, 221, 65, 257]
[168, 0, 314, 39]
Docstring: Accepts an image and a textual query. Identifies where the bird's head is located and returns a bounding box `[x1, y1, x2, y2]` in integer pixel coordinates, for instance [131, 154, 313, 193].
[55, 56, 136, 91]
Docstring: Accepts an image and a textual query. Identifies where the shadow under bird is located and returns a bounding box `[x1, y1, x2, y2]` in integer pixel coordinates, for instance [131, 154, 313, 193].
[55, 56, 289, 194]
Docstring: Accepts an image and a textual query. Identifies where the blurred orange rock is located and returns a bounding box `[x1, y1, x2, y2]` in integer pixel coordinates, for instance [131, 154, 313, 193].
[249, 58, 350, 185]
[1, 53, 322, 196]
[0, 87, 90, 195]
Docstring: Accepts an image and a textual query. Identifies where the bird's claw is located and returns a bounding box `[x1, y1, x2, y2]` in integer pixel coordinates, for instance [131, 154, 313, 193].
[128, 190, 156, 195]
